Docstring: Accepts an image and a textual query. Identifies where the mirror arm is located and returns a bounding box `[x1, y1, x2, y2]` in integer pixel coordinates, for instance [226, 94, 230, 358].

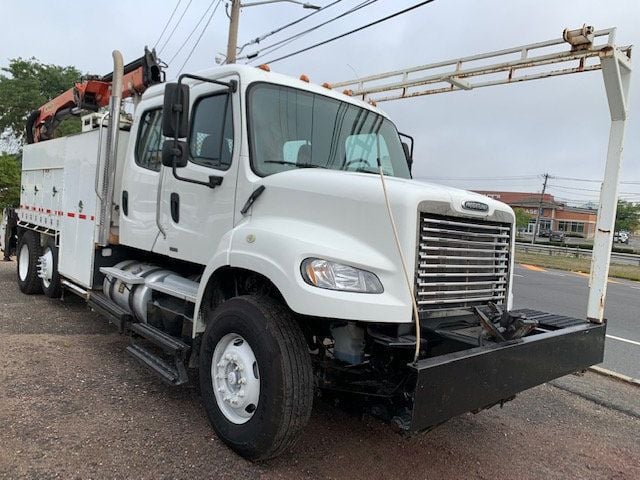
[171, 162, 224, 189]
[167, 74, 236, 188]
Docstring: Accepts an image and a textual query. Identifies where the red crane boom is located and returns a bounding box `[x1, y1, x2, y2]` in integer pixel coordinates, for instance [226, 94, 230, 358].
[25, 48, 164, 143]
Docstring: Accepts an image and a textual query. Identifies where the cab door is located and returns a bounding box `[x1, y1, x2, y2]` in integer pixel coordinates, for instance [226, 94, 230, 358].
[154, 77, 240, 264]
[120, 104, 164, 251]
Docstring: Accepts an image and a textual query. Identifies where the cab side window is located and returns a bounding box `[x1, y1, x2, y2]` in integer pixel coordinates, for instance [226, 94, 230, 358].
[135, 109, 163, 172]
[189, 93, 233, 170]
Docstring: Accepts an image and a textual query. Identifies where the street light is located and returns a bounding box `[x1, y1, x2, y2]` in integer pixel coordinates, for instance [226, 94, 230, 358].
[225, 0, 322, 64]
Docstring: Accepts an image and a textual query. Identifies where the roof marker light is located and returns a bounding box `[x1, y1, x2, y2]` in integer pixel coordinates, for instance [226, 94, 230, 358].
[300, 74, 310, 82]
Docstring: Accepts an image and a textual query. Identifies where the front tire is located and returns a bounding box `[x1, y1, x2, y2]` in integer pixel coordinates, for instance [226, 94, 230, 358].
[17, 230, 43, 295]
[199, 295, 313, 460]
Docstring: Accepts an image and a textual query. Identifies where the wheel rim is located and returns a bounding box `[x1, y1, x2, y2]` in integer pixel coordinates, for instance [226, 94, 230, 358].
[211, 333, 260, 424]
[38, 247, 54, 288]
[18, 244, 29, 281]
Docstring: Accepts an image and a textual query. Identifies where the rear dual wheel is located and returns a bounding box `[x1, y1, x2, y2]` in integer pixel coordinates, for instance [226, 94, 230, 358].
[199, 295, 313, 461]
[17, 231, 42, 294]
[40, 237, 62, 298]
[17, 231, 61, 297]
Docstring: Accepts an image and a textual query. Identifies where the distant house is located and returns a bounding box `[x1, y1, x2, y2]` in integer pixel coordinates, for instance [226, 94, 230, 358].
[474, 191, 598, 239]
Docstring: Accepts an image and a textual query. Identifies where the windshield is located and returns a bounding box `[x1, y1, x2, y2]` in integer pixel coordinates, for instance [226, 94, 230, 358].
[248, 83, 411, 179]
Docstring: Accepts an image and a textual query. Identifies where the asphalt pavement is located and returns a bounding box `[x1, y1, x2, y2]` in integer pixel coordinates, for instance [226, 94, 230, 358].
[513, 263, 640, 379]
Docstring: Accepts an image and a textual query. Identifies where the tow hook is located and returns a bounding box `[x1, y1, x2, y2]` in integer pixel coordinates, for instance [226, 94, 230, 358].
[475, 303, 538, 342]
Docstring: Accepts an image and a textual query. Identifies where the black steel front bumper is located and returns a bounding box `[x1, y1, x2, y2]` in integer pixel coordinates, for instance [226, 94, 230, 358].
[405, 310, 606, 432]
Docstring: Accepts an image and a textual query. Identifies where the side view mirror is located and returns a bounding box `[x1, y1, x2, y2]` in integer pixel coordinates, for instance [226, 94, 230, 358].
[162, 140, 188, 168]
[162, 83, 189, 138]
[398, 132, 414, 173]
[401, 141, 413, 172]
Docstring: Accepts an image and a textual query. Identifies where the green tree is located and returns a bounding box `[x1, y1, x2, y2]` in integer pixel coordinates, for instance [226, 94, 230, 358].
[0, 154, 21, 208]
[615, 200, 640, 233]
[514, 207, 531, 230]
[0, 57, 83, 146]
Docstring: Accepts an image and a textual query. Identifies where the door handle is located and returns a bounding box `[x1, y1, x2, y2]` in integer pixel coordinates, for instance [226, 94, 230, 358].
[122, 190, 129, 216]
[170, 192, 180, 223]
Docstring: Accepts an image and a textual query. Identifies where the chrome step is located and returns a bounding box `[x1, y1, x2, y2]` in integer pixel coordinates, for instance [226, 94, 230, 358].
[99, 266, 145, 285]
[145, 275, 198, 303]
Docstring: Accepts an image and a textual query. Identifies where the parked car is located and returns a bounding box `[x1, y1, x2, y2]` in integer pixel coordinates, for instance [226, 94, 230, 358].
[614, 231, 630, 244]
[549, 231, 566, 242]
[538, 228, 551, 238]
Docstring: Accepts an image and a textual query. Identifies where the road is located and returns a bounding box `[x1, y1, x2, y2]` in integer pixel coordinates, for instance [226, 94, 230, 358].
[1, 259, 639, 479]
[513, 263, 640, 379]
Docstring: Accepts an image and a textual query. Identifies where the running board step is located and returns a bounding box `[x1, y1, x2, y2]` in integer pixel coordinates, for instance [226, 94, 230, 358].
[128, 323, 190, 386]
[126, 344, 189, 386]
[87, 292, 133, 333]
[131, 322, 190, 356]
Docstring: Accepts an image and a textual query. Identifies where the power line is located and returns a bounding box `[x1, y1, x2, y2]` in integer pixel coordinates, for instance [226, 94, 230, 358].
[154, 0, 183, 49]
[158, 0, 195, 55]
[245, 0, 378, 62]
[178, 0, 223, 74]
[553, 175, 640, 185]
[549, 184, 640, 195]
[167, 0, 218, 65]
[238, 0, 344, 56]
[260, 0, 437, 65]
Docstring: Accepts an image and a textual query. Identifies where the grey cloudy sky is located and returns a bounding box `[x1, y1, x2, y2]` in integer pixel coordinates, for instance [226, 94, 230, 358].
[1, 0, 638, 203]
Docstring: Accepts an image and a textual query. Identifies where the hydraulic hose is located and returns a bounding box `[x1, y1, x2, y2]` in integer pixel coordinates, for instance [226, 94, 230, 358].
[378, 166, 422, 364]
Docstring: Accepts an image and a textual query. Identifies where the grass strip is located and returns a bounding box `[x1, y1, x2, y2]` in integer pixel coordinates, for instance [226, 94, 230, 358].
[515, 252, 640, 282]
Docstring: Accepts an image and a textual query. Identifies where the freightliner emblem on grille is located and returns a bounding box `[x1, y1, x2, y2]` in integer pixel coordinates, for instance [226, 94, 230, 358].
[462, 200, 489, 212]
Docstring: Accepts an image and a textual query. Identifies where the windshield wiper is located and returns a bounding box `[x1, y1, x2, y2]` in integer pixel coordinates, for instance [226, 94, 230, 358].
[352, 167, 380, 174]
[264, 160, 327, 169]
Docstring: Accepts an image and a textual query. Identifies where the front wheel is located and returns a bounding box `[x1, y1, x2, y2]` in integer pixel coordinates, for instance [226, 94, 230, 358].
[199, 296, 313, 460]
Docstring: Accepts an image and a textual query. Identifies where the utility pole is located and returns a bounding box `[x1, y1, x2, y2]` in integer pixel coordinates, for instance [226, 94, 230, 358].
[224, 1, 320, 64]
[226, 0, 242, 64]
[531, 173, 550, 245]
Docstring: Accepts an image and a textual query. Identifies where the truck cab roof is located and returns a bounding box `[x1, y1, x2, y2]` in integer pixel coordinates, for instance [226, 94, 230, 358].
[141, 64, 390, 119]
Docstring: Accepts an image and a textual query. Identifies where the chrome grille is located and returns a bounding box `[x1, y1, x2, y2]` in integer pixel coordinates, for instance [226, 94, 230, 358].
[416, 214, 511, 311]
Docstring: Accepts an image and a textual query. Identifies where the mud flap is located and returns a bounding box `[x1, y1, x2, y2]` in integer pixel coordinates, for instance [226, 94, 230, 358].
[406, 321, 606, 432]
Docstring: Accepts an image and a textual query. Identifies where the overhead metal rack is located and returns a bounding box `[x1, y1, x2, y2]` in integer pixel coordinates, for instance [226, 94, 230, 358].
[333, 25, 632, 322]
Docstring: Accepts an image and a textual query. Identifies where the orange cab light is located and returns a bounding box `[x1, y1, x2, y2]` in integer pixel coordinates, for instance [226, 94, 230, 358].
[368, 99, 377, 107]
[258, 64, 271, 72]
[300, 74, 310, 83]
[322, 82, 332, 89]
[342, 89, 353, 96]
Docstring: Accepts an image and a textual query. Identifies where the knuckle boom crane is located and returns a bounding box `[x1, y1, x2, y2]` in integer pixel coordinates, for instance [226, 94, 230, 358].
[25, 48, 164, 144]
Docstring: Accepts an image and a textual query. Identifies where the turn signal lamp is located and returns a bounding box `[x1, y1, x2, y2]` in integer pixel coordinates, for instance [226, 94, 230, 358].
[258, 64, 271, 72]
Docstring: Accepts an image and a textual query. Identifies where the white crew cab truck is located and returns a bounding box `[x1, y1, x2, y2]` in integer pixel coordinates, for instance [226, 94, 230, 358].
[6, 54, 605, 460]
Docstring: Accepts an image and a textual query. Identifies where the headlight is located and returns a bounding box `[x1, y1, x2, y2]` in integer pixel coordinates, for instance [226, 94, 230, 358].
[301, 258, 383, 293]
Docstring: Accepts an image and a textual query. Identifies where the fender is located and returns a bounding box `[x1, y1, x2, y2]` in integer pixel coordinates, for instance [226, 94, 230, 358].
[193, 216, 413, 337]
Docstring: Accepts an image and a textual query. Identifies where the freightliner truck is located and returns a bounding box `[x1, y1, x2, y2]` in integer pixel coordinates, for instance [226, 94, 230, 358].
[2, 49, 606, 460]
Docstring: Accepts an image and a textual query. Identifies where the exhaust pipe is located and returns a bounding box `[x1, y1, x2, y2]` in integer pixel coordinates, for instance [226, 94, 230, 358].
[98, 50, 124, 246]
